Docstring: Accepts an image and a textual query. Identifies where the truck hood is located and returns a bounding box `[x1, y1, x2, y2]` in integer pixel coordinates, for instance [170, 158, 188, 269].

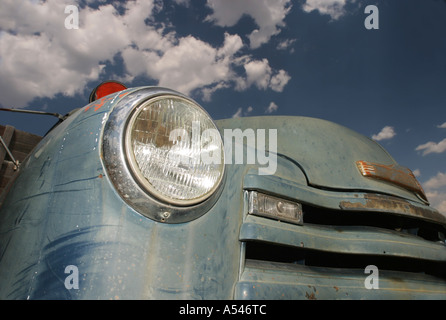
[216, 116, 426, 205]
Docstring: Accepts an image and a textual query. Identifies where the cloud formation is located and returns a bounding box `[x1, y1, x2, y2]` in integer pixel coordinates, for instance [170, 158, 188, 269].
[424, 172, 446, 190]
[425, 191, 446, 215]
[205, 0, 292, 49]
[232, 106, 253, 118]
[265, 101, 279, 114]
[234, 58, 290, 93]
[423, 172, 446, 215]
[416, 138, 446, 156]
[372, 126, 396, 141]
[302, 0, 350, 20]
[0, 0, 125, 107]
[0, 0, 291, 108]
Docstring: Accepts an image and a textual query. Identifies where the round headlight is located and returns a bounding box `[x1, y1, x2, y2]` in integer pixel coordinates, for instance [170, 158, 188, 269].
[125, 95, 224, 206]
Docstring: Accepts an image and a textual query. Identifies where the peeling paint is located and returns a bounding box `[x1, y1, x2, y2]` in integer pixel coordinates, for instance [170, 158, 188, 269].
[340, 193, 446, 226]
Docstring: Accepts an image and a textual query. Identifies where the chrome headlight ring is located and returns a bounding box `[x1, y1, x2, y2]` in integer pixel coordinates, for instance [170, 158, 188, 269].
[101, 87, 225, 223]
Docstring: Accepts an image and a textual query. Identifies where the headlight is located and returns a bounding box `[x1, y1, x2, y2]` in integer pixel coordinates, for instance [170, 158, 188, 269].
[125, 95, 224, 206]
[102, 87, 225, 223]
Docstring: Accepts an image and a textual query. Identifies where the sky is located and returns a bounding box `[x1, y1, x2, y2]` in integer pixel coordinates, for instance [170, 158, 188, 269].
[0, 0, 445, 214]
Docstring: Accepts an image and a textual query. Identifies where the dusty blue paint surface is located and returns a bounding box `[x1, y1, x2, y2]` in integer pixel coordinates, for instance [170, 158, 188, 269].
[0, 91, 242, 299]
[0, 87, 445, 299]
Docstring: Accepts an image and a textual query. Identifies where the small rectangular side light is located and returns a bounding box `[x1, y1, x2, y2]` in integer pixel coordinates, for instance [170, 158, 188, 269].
[248, 191, 303, 225]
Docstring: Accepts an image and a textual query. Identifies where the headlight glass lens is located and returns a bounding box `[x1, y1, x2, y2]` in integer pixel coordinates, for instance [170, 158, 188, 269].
[126, 95, 224, 205]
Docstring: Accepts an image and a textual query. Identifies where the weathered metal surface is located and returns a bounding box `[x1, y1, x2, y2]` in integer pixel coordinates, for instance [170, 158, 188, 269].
[0, 86, 445, 300]
[243, 172, 446, 227]
[340, 194, 446, 226]
[240, 215, 446, 262]
[0, 90, 243, 299]
[235, 260, 446, 300]
[356, 160, 427, 202]
[217, 117, 423, 204]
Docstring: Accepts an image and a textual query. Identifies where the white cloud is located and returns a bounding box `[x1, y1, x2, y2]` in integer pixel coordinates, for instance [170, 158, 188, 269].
[218, 32, 245, 57]
[144, 35, 233, 95]
[422, 172, 446, 215]
[200, 82, 230, 102]
[232, 101, 278, 117]
[425, 190, 446, 215]
[232, 106, 253, 118]
[302, 0, 349, 20]
[245, 59, 273, 90]
[270, 69, 291, 92]
[437, 122, 446, 129]
[122, 31, 287, 98]
[372, 126, 396, 141]
[277, 38, 297, 52]
[232, 107, 243, 118]
[173, 0, 190, 6]
[412, 169, 421, 177]
[121, 33, 232, 96]
[436, 200, 446, 215]
[415, 138, 446, 156]
[235, 58, 290, 93]
[0, 0, 291, 108]
[0, 0, 145, 107]
[427, 190, 446, 213]
[423, 172, 446, 190]
[265, 101, 278, 114]
[205, 0, 292, 49]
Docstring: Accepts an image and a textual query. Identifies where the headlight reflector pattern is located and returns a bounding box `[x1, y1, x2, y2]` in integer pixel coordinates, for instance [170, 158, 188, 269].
[125, 95, 224, 206]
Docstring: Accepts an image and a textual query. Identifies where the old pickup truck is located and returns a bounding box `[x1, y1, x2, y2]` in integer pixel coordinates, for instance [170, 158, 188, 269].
[0, 81, 445, 299]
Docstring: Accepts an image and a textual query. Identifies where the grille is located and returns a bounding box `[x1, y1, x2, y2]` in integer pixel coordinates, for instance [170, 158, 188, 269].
[244, 241, 446, 279]
[302, 203, 446, 243]
[241, 192, 446, 280]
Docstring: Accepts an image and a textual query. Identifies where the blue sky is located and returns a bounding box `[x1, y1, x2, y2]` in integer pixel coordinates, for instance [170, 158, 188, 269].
[1, 0, 445, 213]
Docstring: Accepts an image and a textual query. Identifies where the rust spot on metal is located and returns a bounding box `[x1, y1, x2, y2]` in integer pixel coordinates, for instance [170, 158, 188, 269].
[356, 160, 427, 202]
[305, 291, 317, 300]
[340, 193, 446, 227]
